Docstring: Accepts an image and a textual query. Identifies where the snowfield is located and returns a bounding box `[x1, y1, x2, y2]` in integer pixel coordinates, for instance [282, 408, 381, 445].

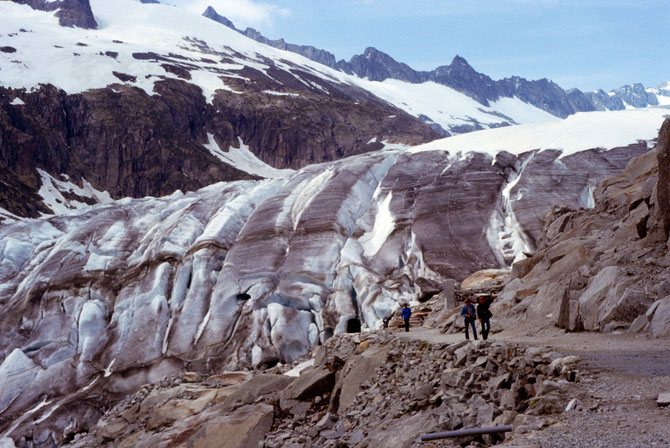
[411, 106, 670, 159]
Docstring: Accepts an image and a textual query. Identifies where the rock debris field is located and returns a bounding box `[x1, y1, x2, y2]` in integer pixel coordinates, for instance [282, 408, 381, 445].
[45, 322, 670, 448]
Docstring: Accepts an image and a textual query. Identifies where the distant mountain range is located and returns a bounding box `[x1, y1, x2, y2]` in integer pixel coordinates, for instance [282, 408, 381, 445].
[202, 5, 665, 119]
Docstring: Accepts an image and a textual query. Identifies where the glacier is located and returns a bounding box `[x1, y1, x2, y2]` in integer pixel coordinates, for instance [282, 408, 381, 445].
[0, 108, 667, 442]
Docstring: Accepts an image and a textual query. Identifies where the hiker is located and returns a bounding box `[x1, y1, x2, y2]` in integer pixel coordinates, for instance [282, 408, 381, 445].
[477, 294, 493, 340]
[382, 315, 391, 329]
[400, 303, 412, 332]
[460, 298, 477, 340]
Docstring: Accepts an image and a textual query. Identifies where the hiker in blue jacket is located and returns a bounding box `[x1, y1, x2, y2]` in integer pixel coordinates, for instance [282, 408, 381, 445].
[460, 298, 478, 340]
[400, 303, 412, 332]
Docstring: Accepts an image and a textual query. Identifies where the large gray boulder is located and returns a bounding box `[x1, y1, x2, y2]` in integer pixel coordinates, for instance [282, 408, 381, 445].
[648, 296, 670, 337]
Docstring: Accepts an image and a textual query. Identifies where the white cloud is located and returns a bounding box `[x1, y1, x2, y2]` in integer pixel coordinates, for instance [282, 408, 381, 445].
[171, 0, 290, 29]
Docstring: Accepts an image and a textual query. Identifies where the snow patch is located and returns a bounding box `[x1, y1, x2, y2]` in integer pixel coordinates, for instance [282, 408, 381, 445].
[284, 359, 314, 377]
[9, 98, 25, 106]
[352, 79, 558, 134]
[359, 191, 394, 257]
[579, 182, 596, 209]
[37, 169, 113, 216]
[262, 90, 300, 97]
[205, 134, 293, 179]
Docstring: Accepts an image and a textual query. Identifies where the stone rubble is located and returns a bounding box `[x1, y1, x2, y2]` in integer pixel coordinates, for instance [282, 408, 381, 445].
[59, 331, 579, 448]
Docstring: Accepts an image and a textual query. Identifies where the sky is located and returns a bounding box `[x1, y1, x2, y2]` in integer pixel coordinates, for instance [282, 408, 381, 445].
[172, 0, 670, 92]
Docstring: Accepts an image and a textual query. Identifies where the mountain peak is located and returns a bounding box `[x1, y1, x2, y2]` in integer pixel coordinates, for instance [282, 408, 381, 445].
[450, 55, 470, 67]
[346, 47, 421, 83]
[202, 5, 236, 29]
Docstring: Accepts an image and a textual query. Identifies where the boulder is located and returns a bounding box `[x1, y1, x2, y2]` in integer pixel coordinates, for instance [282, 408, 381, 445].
[365, 410, 438, 448]
[334, 345, 390, 413]
[461, 269, 511, 290]
[185, 404, 274, 448]
[205, 371, 253, 386]
[628, 314, 649, 333]
[145, 390, 217, 430]
[600, 287, 654, 327]
[96, 417, 127, 441]
[222, 374, 294, 411]
[657, 393, 670, 406]
[578, 266, 636, 331]
[656, 119, 670, 238]
[648, 296, 670, 337]
[280, 367, 335, 402]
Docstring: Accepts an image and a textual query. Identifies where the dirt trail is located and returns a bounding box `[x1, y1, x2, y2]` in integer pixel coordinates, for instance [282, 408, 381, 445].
[395, 323, 670, 448]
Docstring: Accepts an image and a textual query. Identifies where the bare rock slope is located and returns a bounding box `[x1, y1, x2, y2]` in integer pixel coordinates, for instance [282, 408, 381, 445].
[495, 119, 670, 337]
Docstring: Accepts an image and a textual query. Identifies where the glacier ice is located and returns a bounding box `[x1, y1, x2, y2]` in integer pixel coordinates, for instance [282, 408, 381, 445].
[0, 141, 651, 437]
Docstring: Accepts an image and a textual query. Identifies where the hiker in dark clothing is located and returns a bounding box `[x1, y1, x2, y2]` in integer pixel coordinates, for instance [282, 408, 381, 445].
[460, 298, 477, 340]
[477, 295, 493, 340]
[400, 304, 412, 332]
[382, 315, 391, 329]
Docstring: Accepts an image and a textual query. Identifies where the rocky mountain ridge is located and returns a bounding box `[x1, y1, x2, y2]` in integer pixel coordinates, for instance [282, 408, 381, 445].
[13, 0, 97, 29]
[0, 0, 440, 218]
[200, 6, 666, 119]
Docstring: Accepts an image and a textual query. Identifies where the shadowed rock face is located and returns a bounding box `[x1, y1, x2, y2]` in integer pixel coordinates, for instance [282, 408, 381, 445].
[656, 119, 670, 237]
[0, 81, 257, 217]
[0, 140, 651, 445]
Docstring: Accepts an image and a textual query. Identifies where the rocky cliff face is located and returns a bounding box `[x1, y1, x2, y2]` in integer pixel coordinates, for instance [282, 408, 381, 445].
[13, 0, 97, 29]
[495, 119, 670, 338]
[611, 83, 659, 108]
[656, 119, 670, 237]
[0, 7, 440, 218]
[586, 89, 626, 111]
[0, 77, 437, 217]
[340, 47, 423, 83]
